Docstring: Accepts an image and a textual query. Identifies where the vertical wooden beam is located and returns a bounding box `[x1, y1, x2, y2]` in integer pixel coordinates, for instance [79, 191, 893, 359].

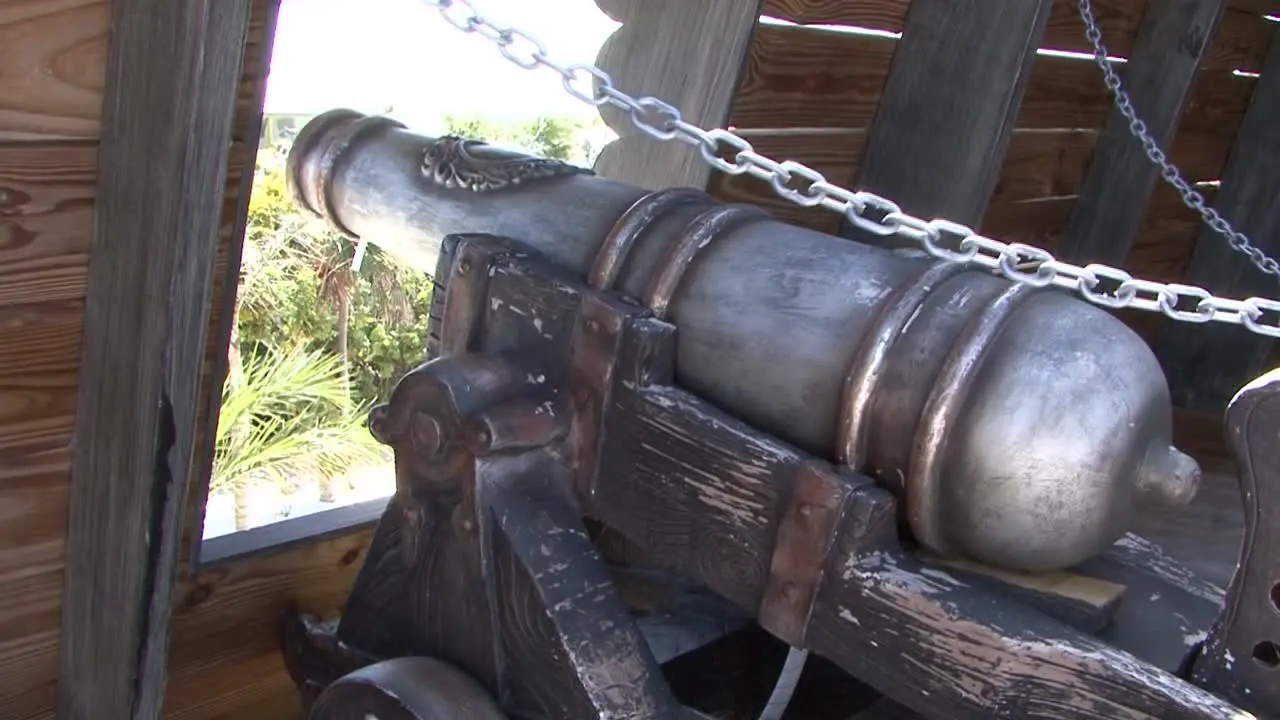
[841, 0, 1052, 237]
[592, 0, 764, 190]
[1156, 28, 1280, 412]
[185, 0, 283, 568]
[1058, 0, 1226, 265]
[56, 0, 253, 718]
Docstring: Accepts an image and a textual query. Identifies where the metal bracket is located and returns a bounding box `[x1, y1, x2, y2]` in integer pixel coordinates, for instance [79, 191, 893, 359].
[1192, 368, 1280, 716]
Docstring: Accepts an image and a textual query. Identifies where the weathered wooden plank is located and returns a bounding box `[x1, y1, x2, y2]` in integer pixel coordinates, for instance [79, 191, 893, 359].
[1155, 30, 1280, 412]
[591, 0, 764, 191]
[183, 0, 280, 568]
[706, 127, 1234, 233]
[1059, 0, 1227, 265]
[55, 0, 253, 718]
[984, 184, 1221, 283]
[728, 23, 1258, 135]
[761, 0, 1275, 73]
[841, 0, 1051, 231]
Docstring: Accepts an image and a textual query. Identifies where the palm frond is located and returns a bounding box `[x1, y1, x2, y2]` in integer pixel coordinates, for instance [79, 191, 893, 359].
[211, 344, 386, 496]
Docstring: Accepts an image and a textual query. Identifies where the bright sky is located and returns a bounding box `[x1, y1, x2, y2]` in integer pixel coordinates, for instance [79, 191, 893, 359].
[264, 0, 620, 129]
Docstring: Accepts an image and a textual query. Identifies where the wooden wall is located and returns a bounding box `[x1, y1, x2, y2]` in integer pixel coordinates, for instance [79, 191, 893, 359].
[1, 0, 111, 714]
[708, 0, 1280, 399]
[0, 0, 357, 716]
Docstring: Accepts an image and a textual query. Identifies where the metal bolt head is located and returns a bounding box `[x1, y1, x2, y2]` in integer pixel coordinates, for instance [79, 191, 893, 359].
[410, 411, 444, 458]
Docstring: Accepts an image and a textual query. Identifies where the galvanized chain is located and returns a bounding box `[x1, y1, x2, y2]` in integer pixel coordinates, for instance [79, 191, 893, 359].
[422, 0, 1280, 339]
[1078, 0, 1280, 280]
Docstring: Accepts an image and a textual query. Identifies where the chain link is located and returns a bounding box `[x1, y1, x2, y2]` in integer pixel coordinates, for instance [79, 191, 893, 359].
[1078, 0, 1280, 280]
[419, 0, 1280, 339]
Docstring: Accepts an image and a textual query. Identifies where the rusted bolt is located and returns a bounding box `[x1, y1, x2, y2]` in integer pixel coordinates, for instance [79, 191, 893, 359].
[473, 427, 492, 452]
[585, 319, 600, 335]
[409, 411, 443, 458]
[798, 504, 814, 519]
[458, 259, 473, 275]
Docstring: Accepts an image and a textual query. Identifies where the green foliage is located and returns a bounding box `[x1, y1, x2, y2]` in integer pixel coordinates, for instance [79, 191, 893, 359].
[441, 113, 601, 164]
[217, 112, 609, 504]
[236, 149, 436, 409]
[211, 344, 386, 496]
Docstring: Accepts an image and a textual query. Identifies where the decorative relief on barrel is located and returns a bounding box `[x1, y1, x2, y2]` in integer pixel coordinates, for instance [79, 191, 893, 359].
[421, 135, 593, 192]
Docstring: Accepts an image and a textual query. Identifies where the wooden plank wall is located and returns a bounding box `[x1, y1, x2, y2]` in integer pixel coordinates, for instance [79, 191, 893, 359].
[0, 0, 362, 717]
[708, 0, 1280, 395]
[0, 1, 112, 715]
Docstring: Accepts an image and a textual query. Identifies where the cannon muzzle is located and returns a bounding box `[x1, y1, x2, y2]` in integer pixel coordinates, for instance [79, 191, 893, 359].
[286, 108, 1200, 573]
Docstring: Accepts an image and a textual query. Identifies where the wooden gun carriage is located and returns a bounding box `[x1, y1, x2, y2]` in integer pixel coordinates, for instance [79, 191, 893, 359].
[3, 0, 1280, 719]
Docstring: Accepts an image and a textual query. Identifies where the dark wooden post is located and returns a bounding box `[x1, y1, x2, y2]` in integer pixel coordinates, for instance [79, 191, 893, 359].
[1056, 0, 1227, 265]
[841, 0, 1052, 237]
[1155, 28, 1280, 411]
[56, 1, 253, 718]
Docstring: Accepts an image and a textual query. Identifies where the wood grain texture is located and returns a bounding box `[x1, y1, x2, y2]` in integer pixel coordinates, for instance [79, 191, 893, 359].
[1156, 29, 1280, 412]
[761, 0, 1275, 73]
[164, 529, 374, 720]
[706, 127, 1234, 247]
[56, 0, 252, 717]
[0, 0, 109, 141]
[1059, 0, 1227, 265]
[842, 0, 1052, 230]
[591, 0, 764, 190]
[182, 0, 279, 567]
[0, 141, 97, 720]
[728, 22, 1259, 134]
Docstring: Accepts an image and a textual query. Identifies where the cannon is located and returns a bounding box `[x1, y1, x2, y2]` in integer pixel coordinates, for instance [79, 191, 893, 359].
[277, 109, 1280, 719]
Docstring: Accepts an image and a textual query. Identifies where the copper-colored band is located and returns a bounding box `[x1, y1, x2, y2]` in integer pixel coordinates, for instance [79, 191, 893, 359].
[907, 282, 1037, 555]
[643, 204, 770, 320]
[837, 261, 969, 470]
[589, 188, 710, 292]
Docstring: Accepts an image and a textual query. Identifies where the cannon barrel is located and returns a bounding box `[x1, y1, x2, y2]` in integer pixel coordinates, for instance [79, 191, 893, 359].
[286, 109, 1201, 572]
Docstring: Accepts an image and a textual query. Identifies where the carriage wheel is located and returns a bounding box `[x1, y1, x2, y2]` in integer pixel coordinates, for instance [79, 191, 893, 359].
[309, 657, 509, 720]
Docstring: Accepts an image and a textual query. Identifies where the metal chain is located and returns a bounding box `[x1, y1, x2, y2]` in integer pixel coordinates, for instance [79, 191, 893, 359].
[422, 0, 1280, 339]
[1078, 0, 1280, 280]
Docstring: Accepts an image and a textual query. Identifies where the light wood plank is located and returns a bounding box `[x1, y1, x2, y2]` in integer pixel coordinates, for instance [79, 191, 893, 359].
[0, 0, 109, 140]
[1059, 0, 1227, 265]
[0, 137, 97, 718]
[591, 0, 765, 190]
[55, 0, 254, 717]
[1156, 30, 1280, 411]
[843, 0, 1052, 231]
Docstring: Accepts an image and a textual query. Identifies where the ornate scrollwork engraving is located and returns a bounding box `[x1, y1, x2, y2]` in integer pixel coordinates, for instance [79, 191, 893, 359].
[421, 135, 593, 192]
